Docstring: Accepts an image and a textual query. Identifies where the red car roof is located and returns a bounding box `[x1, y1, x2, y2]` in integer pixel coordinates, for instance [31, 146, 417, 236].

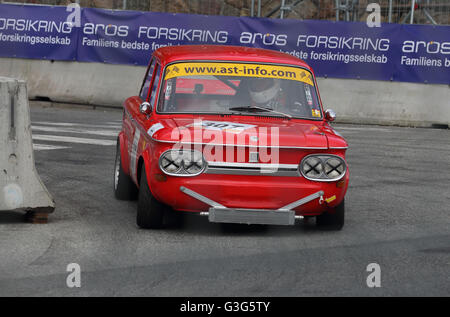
[153, 45, 312, 70]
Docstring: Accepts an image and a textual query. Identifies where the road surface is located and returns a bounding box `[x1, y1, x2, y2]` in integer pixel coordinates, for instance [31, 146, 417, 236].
[0, 102, 448, 296]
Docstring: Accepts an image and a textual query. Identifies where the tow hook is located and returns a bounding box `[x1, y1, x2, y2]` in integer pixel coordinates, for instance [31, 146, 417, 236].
[320, 195, 337, 205]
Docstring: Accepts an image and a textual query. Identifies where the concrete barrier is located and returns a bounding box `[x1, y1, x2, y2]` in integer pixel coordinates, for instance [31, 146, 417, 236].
[0, 58, 146, 107]
[0, 58, 449, 127]
[0, 76, 55, 223]
[317, 78, 450, 128]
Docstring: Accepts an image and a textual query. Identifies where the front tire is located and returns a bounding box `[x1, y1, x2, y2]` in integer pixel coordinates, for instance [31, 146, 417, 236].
[136, 166, 165, 229]
[114, 143, 138, 200]
[316, 199, 345, 230]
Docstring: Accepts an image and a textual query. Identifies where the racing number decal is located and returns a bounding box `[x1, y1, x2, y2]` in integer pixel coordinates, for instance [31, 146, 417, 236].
[130, 129, 141, 182]
[190, 121, 256, 134]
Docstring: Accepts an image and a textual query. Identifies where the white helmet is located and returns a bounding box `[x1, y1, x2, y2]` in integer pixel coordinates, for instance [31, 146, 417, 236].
[248, 78, 281, 105]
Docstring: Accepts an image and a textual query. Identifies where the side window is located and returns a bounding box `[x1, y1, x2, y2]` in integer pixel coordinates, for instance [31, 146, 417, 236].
[140, 59, 154, 100]
[148, 65, 161, 107]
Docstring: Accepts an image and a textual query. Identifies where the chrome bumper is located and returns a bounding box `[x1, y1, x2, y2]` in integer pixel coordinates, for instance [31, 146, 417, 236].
[179, 186, 324, 226]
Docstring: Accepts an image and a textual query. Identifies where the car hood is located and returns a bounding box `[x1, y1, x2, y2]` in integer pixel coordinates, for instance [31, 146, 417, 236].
[149, 116, 335, 149]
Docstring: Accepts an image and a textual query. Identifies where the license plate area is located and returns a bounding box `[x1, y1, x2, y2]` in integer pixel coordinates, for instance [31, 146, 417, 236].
[208, 208, 295, 226]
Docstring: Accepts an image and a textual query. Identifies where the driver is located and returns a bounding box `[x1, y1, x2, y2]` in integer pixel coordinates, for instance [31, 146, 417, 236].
[247, 78, 285, 109]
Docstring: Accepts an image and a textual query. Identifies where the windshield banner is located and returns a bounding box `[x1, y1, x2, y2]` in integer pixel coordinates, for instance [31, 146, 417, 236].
[164, 62, 315, 86]
[0, 3, 449, 85]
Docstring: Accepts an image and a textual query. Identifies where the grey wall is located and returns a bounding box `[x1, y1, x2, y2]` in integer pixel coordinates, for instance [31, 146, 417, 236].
[1, 58, 449, 127]
[0, 58, 145, 107]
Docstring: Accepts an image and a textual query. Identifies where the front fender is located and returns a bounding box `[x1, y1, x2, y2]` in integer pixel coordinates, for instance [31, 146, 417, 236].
[118, 131, 130, 176]
[140, 141, 177, 202]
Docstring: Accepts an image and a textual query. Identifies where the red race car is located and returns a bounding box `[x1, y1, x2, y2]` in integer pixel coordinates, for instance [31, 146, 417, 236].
[114, 45, 349, 230]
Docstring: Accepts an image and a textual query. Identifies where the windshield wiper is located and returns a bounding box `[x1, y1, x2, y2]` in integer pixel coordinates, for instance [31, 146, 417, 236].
[229, 105, 292, 118]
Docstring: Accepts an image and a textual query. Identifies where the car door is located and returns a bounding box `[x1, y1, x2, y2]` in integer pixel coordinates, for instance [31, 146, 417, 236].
[130, 62, 162, 183]
[126, 59, 156, 183]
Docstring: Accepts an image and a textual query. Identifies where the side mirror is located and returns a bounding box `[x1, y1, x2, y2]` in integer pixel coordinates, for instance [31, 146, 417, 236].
[139, 102, 152, 116]
[324, 109, 336, 122]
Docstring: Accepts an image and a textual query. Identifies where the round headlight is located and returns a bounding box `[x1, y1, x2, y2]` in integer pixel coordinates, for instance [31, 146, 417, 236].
[182, 151, 205, 175]
[324, 157, 345, 179]
[160, 151, 183, 174]
[302, 156, 323, 178]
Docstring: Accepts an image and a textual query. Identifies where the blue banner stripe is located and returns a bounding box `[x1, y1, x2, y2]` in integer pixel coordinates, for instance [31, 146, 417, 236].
[0, 4, 449, 85]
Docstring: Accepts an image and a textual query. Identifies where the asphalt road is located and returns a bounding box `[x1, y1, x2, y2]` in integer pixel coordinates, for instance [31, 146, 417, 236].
[0, 102, 448, 296]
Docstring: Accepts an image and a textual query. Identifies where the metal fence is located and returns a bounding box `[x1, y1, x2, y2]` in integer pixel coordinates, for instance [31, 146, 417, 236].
[332, 0, 450, 24]
[2, 0, 449, 25]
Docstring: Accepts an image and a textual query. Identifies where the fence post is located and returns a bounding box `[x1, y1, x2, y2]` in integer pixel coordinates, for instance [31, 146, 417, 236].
[388, 0, 392, 23]
[410, 0, 416, 24]
[335, 0, 340, 21]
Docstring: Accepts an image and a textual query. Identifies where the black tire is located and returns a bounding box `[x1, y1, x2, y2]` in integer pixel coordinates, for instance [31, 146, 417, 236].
[136, 166, 165, 229]
[114, 143, 138, 200]
[164, 207, 184, 228]
[316, 199, 345, 230]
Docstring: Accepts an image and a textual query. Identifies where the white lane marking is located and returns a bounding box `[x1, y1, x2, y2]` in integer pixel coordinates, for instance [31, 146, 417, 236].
[32, 134, 116, 146]
[334, 126, 392, 132]
[33, 144, 70, 151]
[32, 125, 119, 137]
[33, 121, 122, 129]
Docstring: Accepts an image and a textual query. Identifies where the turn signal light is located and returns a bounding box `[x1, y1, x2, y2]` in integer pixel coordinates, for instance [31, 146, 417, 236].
[154, 173, 167, 182]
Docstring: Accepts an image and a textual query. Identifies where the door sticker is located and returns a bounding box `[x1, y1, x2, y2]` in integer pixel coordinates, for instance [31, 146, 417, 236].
[304, 84, 313, 106]
[130, 129, 140, 181]
[148, 123, 165, 137]
[312, 109, 321, 118]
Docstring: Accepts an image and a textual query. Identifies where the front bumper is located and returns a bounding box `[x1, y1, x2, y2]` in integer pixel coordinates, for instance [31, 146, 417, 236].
[149, 172, 348, 215]
[180, 186, 324, 225]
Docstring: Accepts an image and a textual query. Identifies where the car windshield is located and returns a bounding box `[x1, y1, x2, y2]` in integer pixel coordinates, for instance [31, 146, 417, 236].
[157, 62, 322, 119]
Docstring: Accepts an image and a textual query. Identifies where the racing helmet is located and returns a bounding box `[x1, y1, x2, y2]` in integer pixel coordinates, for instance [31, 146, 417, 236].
[248, 78, 281, 105]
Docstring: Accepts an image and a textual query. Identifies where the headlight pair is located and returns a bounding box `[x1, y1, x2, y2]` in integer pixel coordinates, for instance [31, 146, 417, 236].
[300, 155, 346, 181]
[159, 150, 206, 176]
